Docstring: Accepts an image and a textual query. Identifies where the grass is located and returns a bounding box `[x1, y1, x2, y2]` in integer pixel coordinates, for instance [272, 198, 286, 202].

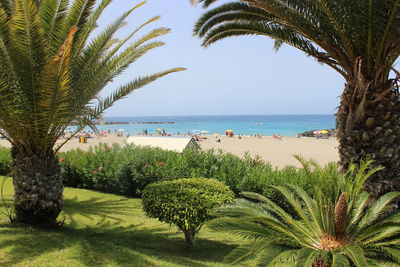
[0, 177, 247, 267]
[0, 177, 396, 267]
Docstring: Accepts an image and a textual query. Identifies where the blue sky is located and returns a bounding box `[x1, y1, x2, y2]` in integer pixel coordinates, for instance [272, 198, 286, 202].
[99, 0, 344, 117]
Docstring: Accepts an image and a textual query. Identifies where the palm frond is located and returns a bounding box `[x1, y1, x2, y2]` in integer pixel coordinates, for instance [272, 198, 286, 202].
[295, 247, 319, 267]
[0, 0, 11, 16]
[343, 245, 369, 266]
[72, 0, 114, 55]
[38, 26, 78, 151]
[208, 217, 275, 240]
[57, 0, 96, 48]
[223, 240, 273, 264]
[331, 253, 351, 267]
[0, 0, 184, 154]
[355, 192, 400, 232]
[195, 0, 400, 80]
[90, 68, 185, 120]
[40, 0, 69, 50]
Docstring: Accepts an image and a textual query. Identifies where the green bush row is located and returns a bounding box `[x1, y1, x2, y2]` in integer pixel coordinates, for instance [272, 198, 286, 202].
[57, 144, 341, 200]
[0, 144, 340, 204]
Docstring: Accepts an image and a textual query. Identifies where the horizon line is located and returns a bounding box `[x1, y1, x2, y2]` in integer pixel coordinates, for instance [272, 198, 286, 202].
[105, 113, 336, 118]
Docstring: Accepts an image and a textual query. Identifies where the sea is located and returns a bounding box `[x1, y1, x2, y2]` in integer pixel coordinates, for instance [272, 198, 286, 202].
[93, 114, 336, 137]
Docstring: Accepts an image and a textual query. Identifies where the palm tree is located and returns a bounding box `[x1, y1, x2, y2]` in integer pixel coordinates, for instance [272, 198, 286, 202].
[209, 160, 400, 266]
[0, 0, 184, 227]
[194, 0, 400, 197]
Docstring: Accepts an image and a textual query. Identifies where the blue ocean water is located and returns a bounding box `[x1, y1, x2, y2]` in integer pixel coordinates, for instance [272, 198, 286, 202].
[96, 114, 335, 137]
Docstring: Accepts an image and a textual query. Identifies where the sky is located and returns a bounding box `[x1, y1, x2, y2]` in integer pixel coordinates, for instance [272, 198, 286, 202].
[98, 0, 345, 117]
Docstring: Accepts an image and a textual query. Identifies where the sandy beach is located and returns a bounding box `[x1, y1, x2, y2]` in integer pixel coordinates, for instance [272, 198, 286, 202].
[200, 135, 339, 168]
[0, 135, 127, 152]
[0, 134, 339, 168]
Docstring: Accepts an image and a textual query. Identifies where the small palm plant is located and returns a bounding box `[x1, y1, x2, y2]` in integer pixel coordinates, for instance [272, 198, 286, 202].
[209, 159, 400, 266]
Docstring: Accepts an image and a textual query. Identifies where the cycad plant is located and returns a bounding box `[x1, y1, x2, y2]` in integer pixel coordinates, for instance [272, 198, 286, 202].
[209, 159, 400, 266]
[194, 0, 400, 197]
[0, 0, 184, 226]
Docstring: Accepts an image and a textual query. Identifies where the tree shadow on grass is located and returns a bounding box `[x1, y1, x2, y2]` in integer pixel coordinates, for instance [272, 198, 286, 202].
[0, 222, 236, 267]
[0, 196, 237, 267]
[62, 196, 133, 226]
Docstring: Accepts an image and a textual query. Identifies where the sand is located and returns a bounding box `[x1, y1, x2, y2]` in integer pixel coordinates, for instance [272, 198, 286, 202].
[0, 135, 127, 152]
[199, 135, 339, 168]
[0, 135, 339, 168]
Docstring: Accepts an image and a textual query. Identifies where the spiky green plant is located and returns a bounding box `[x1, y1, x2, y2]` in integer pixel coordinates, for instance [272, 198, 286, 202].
[208, 159, 400, 266]
[194, 0, 400, 198]
[0, 0, 184, 226]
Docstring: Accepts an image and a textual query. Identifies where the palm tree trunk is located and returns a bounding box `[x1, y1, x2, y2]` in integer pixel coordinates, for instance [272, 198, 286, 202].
[11, 148, 63, 227]
[336, 79, 400, 198]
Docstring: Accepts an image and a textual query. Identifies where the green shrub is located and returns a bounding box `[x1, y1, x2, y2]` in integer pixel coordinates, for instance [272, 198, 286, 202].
[60, 144, 188, 196]
[58, 145, 341, 215]
[58, 144, 325, 198]
[142, 178, 235, 248]
[0, 144, 341, 209]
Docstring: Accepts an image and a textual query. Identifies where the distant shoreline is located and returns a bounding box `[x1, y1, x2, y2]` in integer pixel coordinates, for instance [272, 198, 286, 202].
[98, 121, 176, 125]
[74, 114, 335, 137]
[105, 114, 336, 118]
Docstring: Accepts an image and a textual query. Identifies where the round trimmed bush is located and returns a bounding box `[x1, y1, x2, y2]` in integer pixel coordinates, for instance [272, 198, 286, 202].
[142, 178, 234, 248]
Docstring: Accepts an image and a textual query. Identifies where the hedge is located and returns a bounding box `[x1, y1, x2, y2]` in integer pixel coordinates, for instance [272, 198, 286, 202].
[0, 144, 341, 209]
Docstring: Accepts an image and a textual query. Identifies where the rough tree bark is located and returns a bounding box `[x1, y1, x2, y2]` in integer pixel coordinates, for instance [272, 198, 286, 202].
[11, 147, 63, 227]
[336, 74, 400, 199]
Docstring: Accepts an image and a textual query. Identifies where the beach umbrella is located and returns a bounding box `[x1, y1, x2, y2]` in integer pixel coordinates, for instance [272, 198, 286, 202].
[313, 131, 320, 134]
[226, 130, 233, 132]
[117, 129, 125, 132]
[320, 130, 329, 134]
[200, 130, 208, 134]
[212, 133, 220, 137]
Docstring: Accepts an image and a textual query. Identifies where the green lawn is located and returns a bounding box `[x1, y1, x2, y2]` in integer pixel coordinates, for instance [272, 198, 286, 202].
[0, 177, 248, 267]
[0, 178, 396, 267]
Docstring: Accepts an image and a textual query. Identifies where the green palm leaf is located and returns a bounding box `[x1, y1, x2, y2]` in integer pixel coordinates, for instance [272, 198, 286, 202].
[223, 240, 272, 264]
[208, 159, 400, 266]
[344, 245, 369, 266]
[331, 254, 351, 267]
[40, 0, 69, 47]
[295, 248, 318, 267]
[355, 192, 400, 233]
[93, 68, 186, 117]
